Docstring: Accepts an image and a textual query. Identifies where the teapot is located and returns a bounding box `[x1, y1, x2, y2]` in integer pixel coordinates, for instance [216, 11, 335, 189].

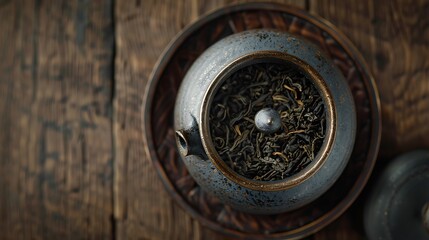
[174, 29, 356, 214]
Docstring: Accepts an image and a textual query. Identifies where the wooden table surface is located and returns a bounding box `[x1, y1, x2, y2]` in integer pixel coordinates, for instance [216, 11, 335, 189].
[1, 0, 428, 239]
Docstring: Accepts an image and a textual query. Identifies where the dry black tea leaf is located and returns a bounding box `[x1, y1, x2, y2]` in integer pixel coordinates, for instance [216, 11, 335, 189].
[209, 61, 326, 181]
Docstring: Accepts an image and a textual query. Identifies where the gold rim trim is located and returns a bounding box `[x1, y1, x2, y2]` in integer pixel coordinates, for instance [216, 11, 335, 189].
[200, 51, 336, 192]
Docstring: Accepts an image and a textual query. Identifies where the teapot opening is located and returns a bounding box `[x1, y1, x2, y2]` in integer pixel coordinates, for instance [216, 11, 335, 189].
[199, 51, 336, 191]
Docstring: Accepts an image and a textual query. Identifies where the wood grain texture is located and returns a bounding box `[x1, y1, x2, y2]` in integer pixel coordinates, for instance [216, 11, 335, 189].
[0, 0, 114, 239]
[1, 0, 428, 239]
[309, 0, 429, 238]
[114, 1, 202, 239]
[310, 0, 429, 160]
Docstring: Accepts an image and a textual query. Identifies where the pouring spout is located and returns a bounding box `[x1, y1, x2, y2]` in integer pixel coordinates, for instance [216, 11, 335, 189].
[175, 120, 206, 158]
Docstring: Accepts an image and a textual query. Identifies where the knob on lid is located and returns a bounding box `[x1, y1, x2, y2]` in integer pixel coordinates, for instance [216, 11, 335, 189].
[254, 108, 282, 134]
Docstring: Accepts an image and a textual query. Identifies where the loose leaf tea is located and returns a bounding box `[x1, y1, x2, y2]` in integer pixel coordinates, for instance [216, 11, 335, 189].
[209, 61, 326, 181]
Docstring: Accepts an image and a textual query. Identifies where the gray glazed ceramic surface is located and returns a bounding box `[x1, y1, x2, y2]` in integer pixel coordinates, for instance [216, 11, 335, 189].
[174, 29, 356, 214]
[364, 150, 429, 240]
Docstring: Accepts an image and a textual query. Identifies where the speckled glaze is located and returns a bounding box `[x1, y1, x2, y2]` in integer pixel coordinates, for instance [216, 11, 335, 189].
[174, 29, 356, 214]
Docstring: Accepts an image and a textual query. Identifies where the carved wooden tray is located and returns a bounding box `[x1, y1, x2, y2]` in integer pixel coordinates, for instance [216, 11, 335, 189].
[144, 2, 381, 239]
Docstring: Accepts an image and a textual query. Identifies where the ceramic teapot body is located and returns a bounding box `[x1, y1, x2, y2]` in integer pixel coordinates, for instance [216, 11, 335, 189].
[174, 29, 356, 214]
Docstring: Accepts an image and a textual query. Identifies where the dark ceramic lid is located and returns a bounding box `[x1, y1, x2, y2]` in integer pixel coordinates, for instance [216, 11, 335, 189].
[364, 150, 429, 240]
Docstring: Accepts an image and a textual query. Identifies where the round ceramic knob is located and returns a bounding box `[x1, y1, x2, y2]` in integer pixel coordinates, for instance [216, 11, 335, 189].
[254, 108, 282, 134]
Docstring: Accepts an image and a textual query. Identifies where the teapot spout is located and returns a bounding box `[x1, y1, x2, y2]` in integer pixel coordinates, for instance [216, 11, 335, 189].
[175, 127, 206, 158]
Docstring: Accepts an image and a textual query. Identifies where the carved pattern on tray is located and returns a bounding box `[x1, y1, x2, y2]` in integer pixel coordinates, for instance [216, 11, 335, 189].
[147, 5, 376, 238]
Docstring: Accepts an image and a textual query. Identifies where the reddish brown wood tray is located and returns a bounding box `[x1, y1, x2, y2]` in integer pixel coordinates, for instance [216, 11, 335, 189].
[144, 2, 381, 239]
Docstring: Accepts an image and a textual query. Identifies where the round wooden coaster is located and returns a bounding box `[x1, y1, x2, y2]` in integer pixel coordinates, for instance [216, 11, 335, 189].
[144, 2, 381, 239]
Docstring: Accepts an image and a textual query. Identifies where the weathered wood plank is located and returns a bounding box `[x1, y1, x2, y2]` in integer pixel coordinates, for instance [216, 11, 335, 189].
[0, 0, 114, 239]
[309, 0, 429, 239]
[310, 0, 429, 160]
[114, 1, 206, 239]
